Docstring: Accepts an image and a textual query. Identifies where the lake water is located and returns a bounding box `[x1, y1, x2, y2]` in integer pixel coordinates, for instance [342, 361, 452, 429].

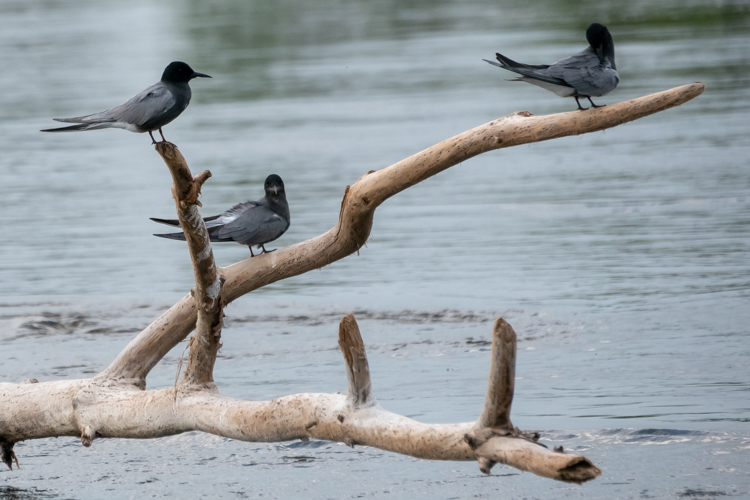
[1, 0, 749, 498]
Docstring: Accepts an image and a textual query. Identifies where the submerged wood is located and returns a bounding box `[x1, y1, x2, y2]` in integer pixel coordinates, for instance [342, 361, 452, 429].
[1, 84, 704, 479]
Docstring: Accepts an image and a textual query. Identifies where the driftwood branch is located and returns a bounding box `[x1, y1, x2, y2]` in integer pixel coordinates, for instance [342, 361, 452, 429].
[105, 84, 705, 382]
[103, 143, 223, 388]
[1, 316, 600, 482]
[2, 85, 704, 480]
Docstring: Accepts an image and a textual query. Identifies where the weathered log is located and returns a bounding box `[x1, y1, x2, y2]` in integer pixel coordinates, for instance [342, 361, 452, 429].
[0, 316, 600, 482]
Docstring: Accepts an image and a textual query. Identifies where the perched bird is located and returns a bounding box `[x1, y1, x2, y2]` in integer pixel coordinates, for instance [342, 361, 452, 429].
[151, 174, 290, 257]
[483, 23, 619, 110]
[41, 61, 211, 143]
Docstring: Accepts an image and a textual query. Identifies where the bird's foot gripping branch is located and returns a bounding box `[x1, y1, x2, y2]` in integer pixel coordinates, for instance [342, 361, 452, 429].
[2, 85, 705, 482]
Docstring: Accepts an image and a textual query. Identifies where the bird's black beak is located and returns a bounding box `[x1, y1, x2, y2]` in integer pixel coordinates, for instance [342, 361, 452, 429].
[192, 72, 212, 79]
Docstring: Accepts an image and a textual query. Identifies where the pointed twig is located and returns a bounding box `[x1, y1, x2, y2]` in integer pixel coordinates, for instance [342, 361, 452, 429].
[338, 314, 373, 407]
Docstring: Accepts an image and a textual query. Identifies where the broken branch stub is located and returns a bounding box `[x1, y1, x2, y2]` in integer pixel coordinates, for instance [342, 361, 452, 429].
[338, 314, 374, 407]
[3, 85, 705, 479]
[154, 142, 224, 387]
[478, 318, 516, 430]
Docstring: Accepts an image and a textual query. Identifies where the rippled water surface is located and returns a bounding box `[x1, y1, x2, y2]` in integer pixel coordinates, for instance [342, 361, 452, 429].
[1, 0, 749, 498]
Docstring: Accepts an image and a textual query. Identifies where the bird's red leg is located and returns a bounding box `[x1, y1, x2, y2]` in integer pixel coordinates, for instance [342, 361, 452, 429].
[158, 128, 166, 142]
[248, 245, 255, 257]
[575, 96, 588, 111]
[148, 131, 157, 144]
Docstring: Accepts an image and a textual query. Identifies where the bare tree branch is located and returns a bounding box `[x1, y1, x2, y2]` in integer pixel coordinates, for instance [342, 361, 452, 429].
[2, 84, 704, 481]
[106, 84, 705, 382]
[103, 143, 223, 388]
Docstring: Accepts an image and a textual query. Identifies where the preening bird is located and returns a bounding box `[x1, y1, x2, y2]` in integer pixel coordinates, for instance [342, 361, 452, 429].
[151, 174, 290, 257]
[41, 61, 211, 143]
[483, 23, 619, 110]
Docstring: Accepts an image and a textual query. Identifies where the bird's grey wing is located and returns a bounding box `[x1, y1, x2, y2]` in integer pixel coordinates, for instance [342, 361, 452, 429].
[98, 83, 176, 126]
[55, 83, 176, 126]
[209, 201, 261, 226]
[216, 205, 289, 245]
[486, 53, 571, 87]
[547, 50, 618, 96]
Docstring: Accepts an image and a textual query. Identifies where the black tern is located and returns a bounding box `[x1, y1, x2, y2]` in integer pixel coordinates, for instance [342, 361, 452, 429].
[151, 174, 290, 257]
[41, 61, 211, 143]
[483, 23, 619, 110]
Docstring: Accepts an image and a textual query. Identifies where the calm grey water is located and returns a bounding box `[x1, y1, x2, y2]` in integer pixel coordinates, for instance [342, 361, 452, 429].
[1, 0, 749, 498]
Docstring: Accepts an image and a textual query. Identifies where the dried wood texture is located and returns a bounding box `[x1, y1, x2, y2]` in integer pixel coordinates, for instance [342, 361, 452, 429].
[479, 318, 516, 429]
[339, 314, 373, 407]
[106, 84, 704, 381]
[3, 85, 704, 481]
[0, 317, 600, 483]
[104, 143, 223, 387]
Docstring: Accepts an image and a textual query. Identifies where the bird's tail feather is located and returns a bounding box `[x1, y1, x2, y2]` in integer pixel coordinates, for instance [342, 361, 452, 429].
[486, 52, 570, 88]
[150, 217, 180, 227]
[482, 59, 504, 69]
[494, 52, 550, 72]
[153, 232, 187, 241]
[40, 122, 111, 132]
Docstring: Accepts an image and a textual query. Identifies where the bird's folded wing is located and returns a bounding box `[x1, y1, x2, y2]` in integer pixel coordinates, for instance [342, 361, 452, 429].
[217, 206, 288, 244]
[547, 51, 616, 95]
[100, 83, 177, 126]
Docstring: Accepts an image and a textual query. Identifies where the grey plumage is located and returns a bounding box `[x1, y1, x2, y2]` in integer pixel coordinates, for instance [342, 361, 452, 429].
[41, 61, 211, 143]
[151, 174, 290, 257]
[483, 23, 619, 110]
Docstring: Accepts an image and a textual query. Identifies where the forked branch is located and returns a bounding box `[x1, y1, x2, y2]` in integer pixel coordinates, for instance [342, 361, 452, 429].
[106, 83, 705, 382]
[103, 143, 223, 388]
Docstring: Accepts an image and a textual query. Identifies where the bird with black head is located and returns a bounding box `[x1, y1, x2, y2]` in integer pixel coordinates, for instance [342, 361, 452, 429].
[41, 61, 211, 143]
[484, 23, 619, 110]
[151, 174, 291, 257]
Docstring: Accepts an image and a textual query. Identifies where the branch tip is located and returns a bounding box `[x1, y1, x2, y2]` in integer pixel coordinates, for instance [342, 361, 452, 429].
[477, 457, 496, 475]
[1, 441, 17, 470]
[557, 458, 602, 484]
